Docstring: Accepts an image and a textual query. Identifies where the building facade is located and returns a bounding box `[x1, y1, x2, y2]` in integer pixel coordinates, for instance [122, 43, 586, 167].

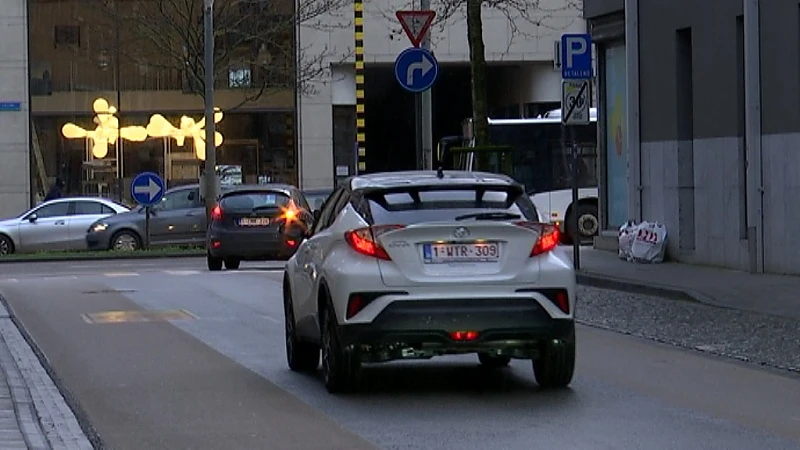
[297, 0, 587, 189]
[0, 0, 298, 219]
[0, 0, 30, 219]
[586, 0, 800, 275]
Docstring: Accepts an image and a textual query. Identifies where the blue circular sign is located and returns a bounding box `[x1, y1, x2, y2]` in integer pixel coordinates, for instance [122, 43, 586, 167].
[394, 47, 439, 93]
[130, 171, 165, 207]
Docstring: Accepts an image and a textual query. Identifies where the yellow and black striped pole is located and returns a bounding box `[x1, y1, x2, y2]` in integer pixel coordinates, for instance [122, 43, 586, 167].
[354, 0, 366, 174]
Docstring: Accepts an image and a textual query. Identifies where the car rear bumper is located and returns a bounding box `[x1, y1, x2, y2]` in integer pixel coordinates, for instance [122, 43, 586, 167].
[337, 297, 574, 349]
[207, 233, 299, 260]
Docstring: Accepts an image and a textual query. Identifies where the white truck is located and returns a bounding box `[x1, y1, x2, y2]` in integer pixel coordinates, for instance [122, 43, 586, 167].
[437, 108, 599, 244]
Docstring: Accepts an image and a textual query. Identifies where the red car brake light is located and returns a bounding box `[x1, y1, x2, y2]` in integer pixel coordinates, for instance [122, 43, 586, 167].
[210, 205, 223, 221]
[344, 225, 405, 260]
[514, 221, 560, 256]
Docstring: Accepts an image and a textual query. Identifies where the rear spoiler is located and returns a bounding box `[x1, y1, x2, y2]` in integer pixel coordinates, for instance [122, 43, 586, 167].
[361, 183, 526, 212]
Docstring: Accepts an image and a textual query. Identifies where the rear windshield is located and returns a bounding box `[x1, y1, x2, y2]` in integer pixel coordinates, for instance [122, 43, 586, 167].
[221, 191, 290, 211]
[365, 187, 539, 225]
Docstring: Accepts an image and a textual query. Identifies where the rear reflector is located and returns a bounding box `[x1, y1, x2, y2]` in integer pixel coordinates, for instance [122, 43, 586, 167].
[346, 294, 366, 319]
[450, 330, 480, 341]
[344, 225, 405, 260]
[211, 240, 221, 249]
[542, 289, 570, 314]
[514, 221, 560, 256]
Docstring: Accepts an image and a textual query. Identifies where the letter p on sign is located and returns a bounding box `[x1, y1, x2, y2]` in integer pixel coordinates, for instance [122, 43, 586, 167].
[560, 33, 593, 79]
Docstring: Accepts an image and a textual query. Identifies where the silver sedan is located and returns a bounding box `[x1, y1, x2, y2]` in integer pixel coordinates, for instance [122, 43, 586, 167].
[0, 197, 130, 255]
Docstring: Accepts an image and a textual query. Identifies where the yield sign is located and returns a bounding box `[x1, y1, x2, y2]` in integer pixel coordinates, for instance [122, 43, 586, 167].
[396, 10, 436, 47]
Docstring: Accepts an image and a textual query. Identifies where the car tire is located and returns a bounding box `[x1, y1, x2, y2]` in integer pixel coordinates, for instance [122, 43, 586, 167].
[566, 202, 599, 245]
[224, 258, 240, 270]
[478, 353, 511, 368]
[110, 230, 140, 251]
[532, 334, 576, 389]
[207, 254, 223, 271]
[0, 234, 14, 255]
[320, 303, 361, 393]
[283, 279, 320, 372]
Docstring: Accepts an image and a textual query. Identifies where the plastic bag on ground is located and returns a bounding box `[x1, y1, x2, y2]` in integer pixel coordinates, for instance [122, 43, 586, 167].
[618, 220, 638, 261]
[630, 221, 668, 263]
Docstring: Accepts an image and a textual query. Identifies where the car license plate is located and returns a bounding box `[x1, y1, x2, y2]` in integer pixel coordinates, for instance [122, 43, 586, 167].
[422, 242, 500, 264]
[239, 217, 270, 226]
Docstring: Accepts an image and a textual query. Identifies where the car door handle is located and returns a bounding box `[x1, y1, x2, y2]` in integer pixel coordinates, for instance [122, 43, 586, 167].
[54, 220, 66, 225]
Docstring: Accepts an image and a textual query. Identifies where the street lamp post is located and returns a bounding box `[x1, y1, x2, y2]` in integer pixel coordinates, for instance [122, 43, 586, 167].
[203, 0, 219, 217]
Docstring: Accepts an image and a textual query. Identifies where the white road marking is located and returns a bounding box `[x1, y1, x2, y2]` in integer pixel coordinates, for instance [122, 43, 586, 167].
[104, 272, 140, 277]
[163, 270, 201, 276]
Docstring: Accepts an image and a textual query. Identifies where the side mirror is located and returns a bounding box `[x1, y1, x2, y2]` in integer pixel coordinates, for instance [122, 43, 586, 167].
[27, 214, 37, 223]
[312, 209, 321, 221]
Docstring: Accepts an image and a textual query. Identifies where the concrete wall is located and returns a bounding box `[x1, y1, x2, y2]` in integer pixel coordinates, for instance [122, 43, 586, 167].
[297, 0, 585, 189]
[0, 0, 31, 219]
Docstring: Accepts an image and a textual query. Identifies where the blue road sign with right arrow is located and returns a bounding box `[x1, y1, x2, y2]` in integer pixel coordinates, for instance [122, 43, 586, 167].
[130, 172, 165, 207]
[394, 47, 439, 93]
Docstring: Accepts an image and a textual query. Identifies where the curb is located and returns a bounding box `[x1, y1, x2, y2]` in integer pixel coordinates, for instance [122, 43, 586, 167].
[576, 271, 714, 305]
[0, 294, 104, 450]
[0, 251, 205, 264]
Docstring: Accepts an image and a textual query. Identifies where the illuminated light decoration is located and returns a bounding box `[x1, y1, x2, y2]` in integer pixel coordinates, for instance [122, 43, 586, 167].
[61, 98, 148, 158]
[146, 108, 224, 161]
[60, 98, 225, 161]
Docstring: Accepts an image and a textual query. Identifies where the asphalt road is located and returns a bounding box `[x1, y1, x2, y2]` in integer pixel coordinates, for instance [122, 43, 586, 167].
[0, 258, 799, 450]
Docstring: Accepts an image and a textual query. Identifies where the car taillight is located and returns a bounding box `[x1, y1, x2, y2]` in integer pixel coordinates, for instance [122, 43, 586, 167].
[210, 205, 223, 221]
[514, 221, 560, 256]
[344, 224, 405, 260]
[450, 330, 480, 341]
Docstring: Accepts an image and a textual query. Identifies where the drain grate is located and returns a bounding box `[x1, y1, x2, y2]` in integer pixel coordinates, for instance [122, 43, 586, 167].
[81, 289, 136, 294]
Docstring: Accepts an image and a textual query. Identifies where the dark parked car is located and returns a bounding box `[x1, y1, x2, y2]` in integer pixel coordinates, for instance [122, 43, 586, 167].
[86, 184, 234, 251]
[206, 184, 314, 270]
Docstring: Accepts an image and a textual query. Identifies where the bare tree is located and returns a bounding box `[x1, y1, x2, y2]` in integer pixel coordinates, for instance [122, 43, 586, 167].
[380, 0, 581, 145]
[99, 0, 351, 108]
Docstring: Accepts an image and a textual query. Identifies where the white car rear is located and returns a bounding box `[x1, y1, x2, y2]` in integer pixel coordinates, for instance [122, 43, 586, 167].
[283, 170, 577, 393]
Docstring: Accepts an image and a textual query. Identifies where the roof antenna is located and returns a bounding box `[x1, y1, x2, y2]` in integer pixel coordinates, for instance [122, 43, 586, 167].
[436, 165, 444, 179]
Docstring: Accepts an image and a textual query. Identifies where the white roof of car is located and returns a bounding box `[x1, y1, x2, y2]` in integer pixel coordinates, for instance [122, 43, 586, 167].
[351, 170, 517, 190]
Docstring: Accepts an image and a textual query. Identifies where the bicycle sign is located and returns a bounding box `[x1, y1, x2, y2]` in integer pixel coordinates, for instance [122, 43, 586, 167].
[560, 79, 590, 125]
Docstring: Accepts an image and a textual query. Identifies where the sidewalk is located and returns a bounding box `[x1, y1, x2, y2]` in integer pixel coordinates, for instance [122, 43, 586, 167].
[572, 247, 800, 320]
[0, 298, 93, 449]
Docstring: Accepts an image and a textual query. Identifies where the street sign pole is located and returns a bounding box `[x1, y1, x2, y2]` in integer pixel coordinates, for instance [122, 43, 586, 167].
[396, 9, 436, 170]
[570, 125, 579, 270]
[130, 172, 165, 251]
[560, 33, 593, 271]
[420, 0, 433, 170]
[145, 207, 151, 250]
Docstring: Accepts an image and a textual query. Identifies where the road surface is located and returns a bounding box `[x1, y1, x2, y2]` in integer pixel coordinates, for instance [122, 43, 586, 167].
[0, 258, 798, 450]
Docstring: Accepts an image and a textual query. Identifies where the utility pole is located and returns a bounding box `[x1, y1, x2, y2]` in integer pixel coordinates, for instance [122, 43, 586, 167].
[420, 0, 433, 170]
[203, 0, 219, 217]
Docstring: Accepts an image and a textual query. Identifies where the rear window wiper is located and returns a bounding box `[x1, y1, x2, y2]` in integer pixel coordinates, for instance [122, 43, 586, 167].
[454, 212, 521, 221]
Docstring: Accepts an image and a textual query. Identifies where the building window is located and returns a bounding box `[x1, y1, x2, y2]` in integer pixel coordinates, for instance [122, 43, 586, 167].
[229, 68, 252, 88]
[54, 25, 80, 48]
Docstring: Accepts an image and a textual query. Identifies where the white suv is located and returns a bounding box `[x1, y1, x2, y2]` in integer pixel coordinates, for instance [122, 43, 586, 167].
[283, 170, 576, 393]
